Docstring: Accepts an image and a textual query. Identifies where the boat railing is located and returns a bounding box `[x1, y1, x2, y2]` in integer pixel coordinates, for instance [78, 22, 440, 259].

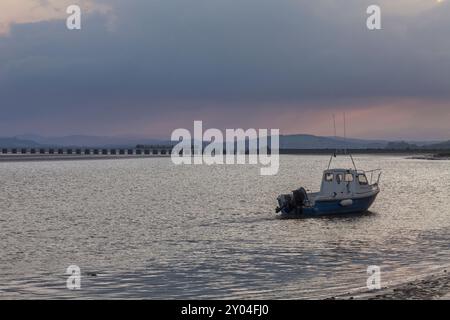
[360, 169, 382, 185]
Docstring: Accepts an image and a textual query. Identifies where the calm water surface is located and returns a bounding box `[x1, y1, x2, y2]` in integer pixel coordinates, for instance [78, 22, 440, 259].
[1, 155, 450, 299]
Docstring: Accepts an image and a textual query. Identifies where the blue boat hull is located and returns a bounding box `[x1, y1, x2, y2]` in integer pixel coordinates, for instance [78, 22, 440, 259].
[280, 192, 378, 217]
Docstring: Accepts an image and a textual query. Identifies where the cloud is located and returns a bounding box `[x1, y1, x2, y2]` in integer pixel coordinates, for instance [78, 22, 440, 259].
[0, 0, 449, 138]
[0, 0, 111, 35]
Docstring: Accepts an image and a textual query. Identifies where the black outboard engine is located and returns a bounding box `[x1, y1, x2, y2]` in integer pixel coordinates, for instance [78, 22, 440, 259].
[276, 187, 308, 214]
[276, 194, 293, 213]
[292, 187, 307, 207]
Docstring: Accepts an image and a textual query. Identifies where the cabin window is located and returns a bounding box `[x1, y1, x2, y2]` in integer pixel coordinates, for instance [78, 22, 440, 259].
[358, 174, 368, 185]
[336, 174, 343, 184]
[324, 173, 333, 182]
[345, 173, 354, 182]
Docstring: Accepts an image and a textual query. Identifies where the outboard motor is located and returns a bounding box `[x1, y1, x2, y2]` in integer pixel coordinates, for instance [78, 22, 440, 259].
[276, 187, 308, 214]
[292, 187, 308, 207]
[276, 194, 293, 213]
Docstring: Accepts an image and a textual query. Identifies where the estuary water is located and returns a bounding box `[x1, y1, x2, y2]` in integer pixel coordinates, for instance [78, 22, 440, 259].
[1, 155, 450, 299]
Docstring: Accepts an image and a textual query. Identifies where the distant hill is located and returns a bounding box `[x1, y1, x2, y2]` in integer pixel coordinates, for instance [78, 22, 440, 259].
[0, 133, 448, 150]
[385, 141, 419, 150]
[385, 140, 450, 150]
[423, 140, 450, 150]
[0, 137, 42, 148]
[279, 134, 388, 149]
[14, 134, 170, 148]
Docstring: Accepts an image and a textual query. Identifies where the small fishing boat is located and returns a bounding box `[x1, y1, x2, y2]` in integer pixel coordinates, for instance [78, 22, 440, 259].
[275, 153, 381, 217]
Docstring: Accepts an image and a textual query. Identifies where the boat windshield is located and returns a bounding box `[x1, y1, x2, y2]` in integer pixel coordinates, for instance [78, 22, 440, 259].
[357, 174, 368, 185]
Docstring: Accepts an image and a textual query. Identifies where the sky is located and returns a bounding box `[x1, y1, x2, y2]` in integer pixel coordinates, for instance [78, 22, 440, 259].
[0, 0, 449, 140]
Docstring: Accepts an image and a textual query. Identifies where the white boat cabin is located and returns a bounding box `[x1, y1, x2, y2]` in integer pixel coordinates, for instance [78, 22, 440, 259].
[316, 168, 380, 200]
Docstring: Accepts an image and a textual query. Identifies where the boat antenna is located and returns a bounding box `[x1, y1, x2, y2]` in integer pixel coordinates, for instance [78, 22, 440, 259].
[343, 112, 347, 155]
[333, 114, 338, 156]
[344, 112, 357, 170]
[328, 114, 337, 169]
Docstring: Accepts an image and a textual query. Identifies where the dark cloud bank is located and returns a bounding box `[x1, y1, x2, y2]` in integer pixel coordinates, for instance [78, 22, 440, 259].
[0, 0, 449, 137]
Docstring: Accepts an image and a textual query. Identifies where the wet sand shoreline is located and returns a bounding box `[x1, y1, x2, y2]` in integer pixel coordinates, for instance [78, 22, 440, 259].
[331, 268, 450, 300]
